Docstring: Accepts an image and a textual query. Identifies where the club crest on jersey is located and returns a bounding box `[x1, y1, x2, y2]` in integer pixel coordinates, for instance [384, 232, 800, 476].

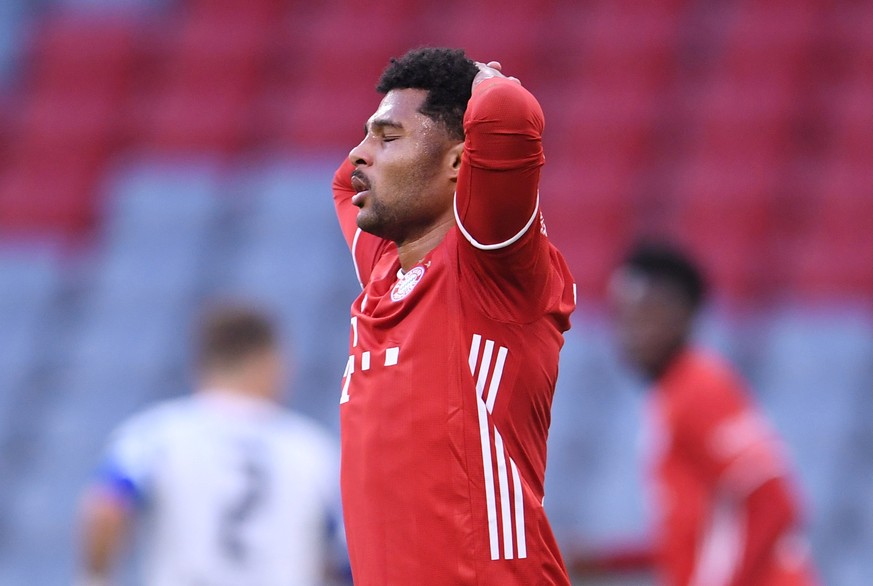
[391, 265, 426, 302]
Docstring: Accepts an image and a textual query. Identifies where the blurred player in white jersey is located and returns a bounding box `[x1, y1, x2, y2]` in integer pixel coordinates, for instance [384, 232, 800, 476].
[76, 304, 348, 586]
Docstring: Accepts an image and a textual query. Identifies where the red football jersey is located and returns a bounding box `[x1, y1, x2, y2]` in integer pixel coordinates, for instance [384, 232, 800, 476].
[646, 348, 818, 586]
[333, 78, 575, 585]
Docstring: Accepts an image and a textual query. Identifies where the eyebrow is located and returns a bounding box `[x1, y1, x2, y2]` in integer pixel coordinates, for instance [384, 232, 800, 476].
[365, 118, 405, 135]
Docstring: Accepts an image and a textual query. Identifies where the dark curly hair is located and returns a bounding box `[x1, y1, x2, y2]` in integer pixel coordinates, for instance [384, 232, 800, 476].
[376, 47, 479, 142]
[622, 242, 708, 310]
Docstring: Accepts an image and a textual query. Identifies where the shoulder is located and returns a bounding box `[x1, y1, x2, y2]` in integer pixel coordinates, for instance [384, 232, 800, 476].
[269, 412, 339, 487]
[109, 396, 196, 445]
[451, 227, 574, 325]
[273, 411, 339, 455]
[99, 397, 197, 492]
[666, 349, 744, 395]
[660, 349, 748, 421]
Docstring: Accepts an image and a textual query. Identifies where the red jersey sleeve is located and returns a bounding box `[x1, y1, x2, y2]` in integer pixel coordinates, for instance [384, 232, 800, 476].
[454, 77, 565, 323]
[675, 367, 786, 497]
[667, 356, 811, 586]
[333, 159, 392, 287]
[455, 76, 544, 249]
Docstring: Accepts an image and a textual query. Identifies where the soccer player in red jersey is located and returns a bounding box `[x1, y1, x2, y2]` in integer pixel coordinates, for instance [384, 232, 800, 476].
[332, 48, 576, 585]
[603, 242, 819, 586]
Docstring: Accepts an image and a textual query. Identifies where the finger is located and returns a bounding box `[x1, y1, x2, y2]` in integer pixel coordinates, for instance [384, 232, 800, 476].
[508, 76, 521, 84]
[486, 61, 502, 71]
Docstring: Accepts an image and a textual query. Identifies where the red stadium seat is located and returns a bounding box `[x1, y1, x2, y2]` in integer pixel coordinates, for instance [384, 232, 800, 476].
[545, 80, 660, 168]
[788, 161, 873, 301]
[669, 154, 784, 302]
[538, 1, 683, 91]
[791, 249, 873, 304]
[719, 0, 819, 81]
[827, 77, 873, 168]
[182, 0, 286, 20]
[128, 79, 252, 153]
[543, 157, 638, 301]
[257, 83, 374, 150]
[13, 91, 118, 155]
[119, 5, 280, 153]
[161, 8, 274, 86]
[0, 151, 102, 235]
[578, 3, 681, 89]
[26, 12, 138, 96]
[255, 3, 419, 150]
[4, 11, 140, 237]
[686, 75, 798, 160]
[280, 4, 418, 92]
[422, 2, 549, 85]
[815, 162, 873, 222]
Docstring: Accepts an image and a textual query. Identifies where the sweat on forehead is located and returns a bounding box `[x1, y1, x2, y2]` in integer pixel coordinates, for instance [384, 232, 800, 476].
[366, 90, 432, 130]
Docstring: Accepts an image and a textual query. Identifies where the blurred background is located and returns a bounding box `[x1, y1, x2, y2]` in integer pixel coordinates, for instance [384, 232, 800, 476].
[0, 0, 870, 583]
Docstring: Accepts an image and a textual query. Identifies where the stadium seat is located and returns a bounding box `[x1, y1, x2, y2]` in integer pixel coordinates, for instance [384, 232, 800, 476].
[576, 3, 680, 90]
[250, 5, 404, 149]
[161, 6, 273, 85]
[0, 245, 61, 420]
[829, 387, 873, 584]
[0, 242, 65, 583]
[719, 0, 819, 80]
[756, 310, 873, 556]
[0, 10, 140, 236]
[545, 81, 660, 168]
[789, 164, 873, 301]
[130, 78, 252, 153]
[788, 155, 872, 286]
[13, 90, 118, 155]
[259, 83, 375, 150]
[538, 0, 684, 91]
[670, 154, 784, 303]
[0, 150, 102, 234]
[827, 77, 873, 168]
[223, 159, 357, 421]
[687, 75, 798, 160]
[422, 1, 548, 84]
[0, 1, 26, 87]
[58, 159, 224, 486]
[542, 157, 638, 302]
[546, 325, 648, 543]
[183, 0, 286, 20]
[122, 5, 276, 153]
[283, 3, 416, 92]
[89, 156, 222, 303]
[25, 11, 137, 95]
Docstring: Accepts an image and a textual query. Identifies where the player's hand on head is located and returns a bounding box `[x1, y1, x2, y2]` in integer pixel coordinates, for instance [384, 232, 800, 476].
[473, 60, 521, 90]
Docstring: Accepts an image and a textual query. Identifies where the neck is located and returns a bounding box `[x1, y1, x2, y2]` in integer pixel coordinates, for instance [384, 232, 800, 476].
[396, 213, 454, 271]
[200, 376, 268, 402]
[649, 341, 689, 382]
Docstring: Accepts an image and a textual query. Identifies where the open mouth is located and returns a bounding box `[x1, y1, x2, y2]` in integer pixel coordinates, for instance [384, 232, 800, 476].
[350, 173, 371, 207]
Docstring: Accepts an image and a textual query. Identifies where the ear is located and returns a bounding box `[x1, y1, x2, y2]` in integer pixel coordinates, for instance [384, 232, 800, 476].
[447, 142, 464, 183]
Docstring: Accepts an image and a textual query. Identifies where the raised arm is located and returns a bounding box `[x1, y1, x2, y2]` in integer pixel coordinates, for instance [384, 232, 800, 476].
[454, 64, 544, 250]
[332, 159, 363, 250]
[333, 159, 391, 288]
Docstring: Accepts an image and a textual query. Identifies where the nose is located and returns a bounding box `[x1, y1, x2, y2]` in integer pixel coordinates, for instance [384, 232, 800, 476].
[349, 138, 372, 168]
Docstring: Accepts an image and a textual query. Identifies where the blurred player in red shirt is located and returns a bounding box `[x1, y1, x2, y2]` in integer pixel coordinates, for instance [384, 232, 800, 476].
[332, 48, 575, 584]
[599, 242, 818, 586]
